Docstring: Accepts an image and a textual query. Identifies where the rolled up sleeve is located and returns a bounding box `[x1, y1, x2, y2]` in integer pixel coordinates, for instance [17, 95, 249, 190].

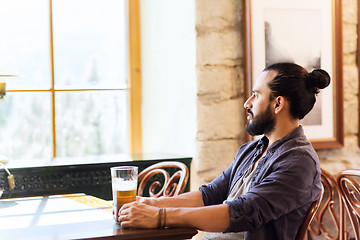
[199, 162, 235, 206]
[224, 153, 321, 233]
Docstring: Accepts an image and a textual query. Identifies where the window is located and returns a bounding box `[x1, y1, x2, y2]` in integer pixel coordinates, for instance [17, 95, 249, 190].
[0, 0, 141, 161]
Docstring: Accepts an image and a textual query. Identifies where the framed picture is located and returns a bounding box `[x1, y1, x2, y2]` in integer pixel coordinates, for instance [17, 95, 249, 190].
[244, 0, 344, 149]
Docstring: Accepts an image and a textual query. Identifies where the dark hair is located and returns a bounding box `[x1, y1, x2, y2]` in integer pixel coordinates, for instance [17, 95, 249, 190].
[264, 62, 330, 119]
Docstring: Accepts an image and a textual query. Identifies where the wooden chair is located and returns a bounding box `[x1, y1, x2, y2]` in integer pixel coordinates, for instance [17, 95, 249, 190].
[337, 169, 360, 240]
[137, 161, 189, 198]
[307, 168, 341, 240]
[295, 183, 324, 240]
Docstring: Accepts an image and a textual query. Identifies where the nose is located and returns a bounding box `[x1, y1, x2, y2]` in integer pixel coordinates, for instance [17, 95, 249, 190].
[244, 95, 253, 109]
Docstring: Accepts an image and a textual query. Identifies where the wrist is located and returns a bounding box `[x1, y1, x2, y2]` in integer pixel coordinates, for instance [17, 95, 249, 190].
[153, 196, 168, 207]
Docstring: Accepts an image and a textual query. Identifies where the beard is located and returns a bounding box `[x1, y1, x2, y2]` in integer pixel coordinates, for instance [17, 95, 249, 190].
[245, 105, 276, 136]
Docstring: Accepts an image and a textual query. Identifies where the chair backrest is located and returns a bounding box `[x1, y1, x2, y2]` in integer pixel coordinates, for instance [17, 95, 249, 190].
[337, 169, 360, 240]
[308, 168, 341, 240]
[137, 161, 189, 198]
[295, 183, 324, 240]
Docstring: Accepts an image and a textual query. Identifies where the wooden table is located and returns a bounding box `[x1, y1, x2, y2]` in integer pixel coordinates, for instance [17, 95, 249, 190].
[0, 194, 198, 240]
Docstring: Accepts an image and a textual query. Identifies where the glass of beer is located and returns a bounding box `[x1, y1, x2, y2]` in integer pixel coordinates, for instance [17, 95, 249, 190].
[111, 166, 138, 224]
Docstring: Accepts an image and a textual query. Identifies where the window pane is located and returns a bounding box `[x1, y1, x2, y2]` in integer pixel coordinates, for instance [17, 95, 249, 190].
[53, 0, 128, 89]
[0, 0, 51, 90]
[0, 93, 52, 160]
[55, 91, 128, 157]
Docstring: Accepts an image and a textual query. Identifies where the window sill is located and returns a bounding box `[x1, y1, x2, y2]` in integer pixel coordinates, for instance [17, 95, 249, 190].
[0, 153, 192, 200]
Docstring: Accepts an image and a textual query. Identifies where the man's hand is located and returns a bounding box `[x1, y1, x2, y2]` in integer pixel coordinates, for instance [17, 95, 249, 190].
[118, 201, 159, 228]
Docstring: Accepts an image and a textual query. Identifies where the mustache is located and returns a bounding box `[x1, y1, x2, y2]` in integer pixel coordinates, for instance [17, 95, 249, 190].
[246, 109, 254, 118]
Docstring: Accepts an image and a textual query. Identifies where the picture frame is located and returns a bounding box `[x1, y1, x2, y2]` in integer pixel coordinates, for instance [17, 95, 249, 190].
[244, 0, 344, 149]
[358, 0, 360, 148]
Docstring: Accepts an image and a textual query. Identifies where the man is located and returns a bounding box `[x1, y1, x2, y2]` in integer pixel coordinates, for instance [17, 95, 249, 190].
[118, 62, 329, 239]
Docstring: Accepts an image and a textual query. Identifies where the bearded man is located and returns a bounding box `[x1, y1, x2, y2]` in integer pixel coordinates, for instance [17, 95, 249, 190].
[117, 62, 329, 240]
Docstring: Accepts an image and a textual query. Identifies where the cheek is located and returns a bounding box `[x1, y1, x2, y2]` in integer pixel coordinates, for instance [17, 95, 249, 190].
[252, 101, 267, 116]
[252, 102, 261, 113]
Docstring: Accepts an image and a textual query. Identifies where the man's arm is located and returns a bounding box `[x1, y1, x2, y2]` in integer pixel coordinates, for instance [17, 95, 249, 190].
[119, 201, 230, 232]
[138, 190, 204, 208]
[166, 204, 230, 231]
[119, 154, 238, 231]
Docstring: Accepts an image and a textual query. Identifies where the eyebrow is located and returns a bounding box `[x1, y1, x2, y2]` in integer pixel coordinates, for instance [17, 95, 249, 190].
[252, 89, 259, 94]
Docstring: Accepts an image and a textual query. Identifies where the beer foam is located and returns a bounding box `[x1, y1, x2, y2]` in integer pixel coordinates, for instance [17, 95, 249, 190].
[112, 179, 137, 191]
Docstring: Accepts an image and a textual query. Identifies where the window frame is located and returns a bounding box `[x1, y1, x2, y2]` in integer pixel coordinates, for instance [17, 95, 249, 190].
[127, 0, 142, 154]
[6, 0, 142, 158]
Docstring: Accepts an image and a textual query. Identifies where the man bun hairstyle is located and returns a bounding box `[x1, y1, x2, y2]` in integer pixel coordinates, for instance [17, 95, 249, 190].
[307, 69, 331, 94]
[264, 62, 331, 120]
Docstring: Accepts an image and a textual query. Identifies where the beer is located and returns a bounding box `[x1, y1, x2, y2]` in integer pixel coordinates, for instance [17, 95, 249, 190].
[110, 166, 138, 223]
[113, 189, 137, 222]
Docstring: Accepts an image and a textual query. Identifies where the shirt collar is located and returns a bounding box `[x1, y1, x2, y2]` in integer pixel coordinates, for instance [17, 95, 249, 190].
[256, 125, 304, 151]
[257, 135, 269, 149]
[269, 125, 304, 150]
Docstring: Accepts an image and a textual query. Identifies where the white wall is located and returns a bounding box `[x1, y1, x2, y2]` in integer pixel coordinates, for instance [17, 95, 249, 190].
[140, 0, 196, 157]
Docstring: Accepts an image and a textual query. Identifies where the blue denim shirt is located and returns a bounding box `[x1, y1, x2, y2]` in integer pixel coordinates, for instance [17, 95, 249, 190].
[199, 126, 322, 240]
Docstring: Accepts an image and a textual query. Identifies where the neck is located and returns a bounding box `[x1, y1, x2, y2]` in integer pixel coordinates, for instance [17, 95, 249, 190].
[265, 119, 299, 146]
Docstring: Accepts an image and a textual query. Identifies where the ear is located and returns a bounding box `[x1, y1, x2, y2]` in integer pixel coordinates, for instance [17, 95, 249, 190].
[273, 96, 286, 115]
